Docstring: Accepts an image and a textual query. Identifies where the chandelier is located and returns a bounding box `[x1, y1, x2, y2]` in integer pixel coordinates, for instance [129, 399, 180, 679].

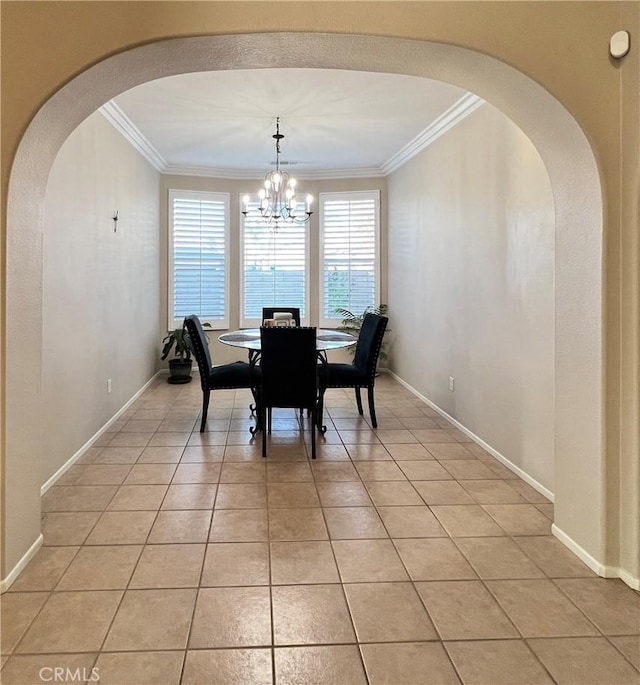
[242, 117, 313, 228]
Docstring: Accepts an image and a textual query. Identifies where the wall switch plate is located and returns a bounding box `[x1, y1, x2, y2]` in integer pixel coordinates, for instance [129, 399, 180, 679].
[449, 376, 455, 391]
[107, 378, 112, 394]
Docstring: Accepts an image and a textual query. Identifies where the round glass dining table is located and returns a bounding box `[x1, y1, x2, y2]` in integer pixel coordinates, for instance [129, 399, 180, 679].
[219, 328, 356, 435]
[219, 328, 357, 352]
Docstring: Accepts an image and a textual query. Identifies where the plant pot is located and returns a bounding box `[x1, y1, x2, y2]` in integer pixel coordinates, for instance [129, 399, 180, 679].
[167, 358, 193, 384]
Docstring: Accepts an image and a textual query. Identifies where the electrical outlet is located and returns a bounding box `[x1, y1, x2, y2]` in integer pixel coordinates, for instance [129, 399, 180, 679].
[107, 378, 112, 394]
[449, 376, 455, 392]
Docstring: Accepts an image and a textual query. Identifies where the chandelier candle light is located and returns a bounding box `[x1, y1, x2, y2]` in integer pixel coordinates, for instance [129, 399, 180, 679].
[242, 117, 313, 229]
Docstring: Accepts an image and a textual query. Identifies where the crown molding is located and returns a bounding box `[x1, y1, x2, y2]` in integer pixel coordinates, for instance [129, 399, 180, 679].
[381, 93, 484, 175]
[295, 167, 386, 180]
[101, 92, 483, 180]
[99, 102, 167, 172]
[164, 164, 262, 179]
[163, 164, 385, 180]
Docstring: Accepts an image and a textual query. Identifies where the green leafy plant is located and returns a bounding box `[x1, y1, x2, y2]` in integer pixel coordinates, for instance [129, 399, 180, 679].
[161, 327, 191, 361]
[161, 321, 211, 361]
[335, 304, 389, 362]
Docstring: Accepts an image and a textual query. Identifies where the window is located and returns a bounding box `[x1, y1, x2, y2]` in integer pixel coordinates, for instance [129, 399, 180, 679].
[168, 190, 229, 329]
[240, 197, 308, 327]
[319, 190, 380, 326]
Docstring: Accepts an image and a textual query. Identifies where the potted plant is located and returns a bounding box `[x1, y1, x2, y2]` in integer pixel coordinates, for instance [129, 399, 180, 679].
[335, 304, 390, 366]
[161, 325, 194, 384]
[161, 321, 210, 384]
[161, 321, 215, 384]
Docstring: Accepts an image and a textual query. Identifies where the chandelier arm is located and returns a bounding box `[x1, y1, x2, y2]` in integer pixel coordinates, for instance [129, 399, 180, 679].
[243, 116, 313, 230]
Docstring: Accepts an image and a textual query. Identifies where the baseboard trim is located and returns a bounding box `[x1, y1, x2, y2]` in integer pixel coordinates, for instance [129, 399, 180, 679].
[552, 524, 640, 589]
[551, 523, 608, 576]
[618, 568, 640, 591]
[387, 370, 554, 502]
[1, 534, 43, 593]
[41, 370, 164, 495]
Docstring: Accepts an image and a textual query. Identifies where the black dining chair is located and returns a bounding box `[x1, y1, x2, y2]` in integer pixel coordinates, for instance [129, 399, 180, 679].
[259, 326, 320, 459]
[318, 312, 388, 429]
[184, 315, 260, 433]
[261, 307, 301, 327]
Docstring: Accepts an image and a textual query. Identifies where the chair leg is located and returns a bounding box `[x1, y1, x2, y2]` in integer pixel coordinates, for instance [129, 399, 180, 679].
[200, 389, 210, 433]
[355, 387, 364, 415]
[262, 404, 268, 458]
[317, 389, 327, 434]
[367, 385, 378, 428]
[311, 407, 317, 460]
[268, 407, 272, 434]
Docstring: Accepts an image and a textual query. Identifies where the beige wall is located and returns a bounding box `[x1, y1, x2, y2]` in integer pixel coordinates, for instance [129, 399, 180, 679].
[1, 1, 637, 585]
[617, 0, 640, 582]
[42, 112, 160, 488]
[388, 103, 555, 490]
[160, 174, 387, 365]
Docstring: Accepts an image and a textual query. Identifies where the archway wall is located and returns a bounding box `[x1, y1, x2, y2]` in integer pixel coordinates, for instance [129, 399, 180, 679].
[3, 32, 608, 579]
[1, 2, 635, 586]
[618, 0, 640, 585]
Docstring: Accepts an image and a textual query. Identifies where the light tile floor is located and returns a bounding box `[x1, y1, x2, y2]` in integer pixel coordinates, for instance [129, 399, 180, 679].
[2, 375, 639, 684]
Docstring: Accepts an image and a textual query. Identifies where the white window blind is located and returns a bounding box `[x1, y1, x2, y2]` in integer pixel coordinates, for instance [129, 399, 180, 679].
[320, 191, 380, 325]
[169, 190, 229, 329]
[241, 198, 308, 327]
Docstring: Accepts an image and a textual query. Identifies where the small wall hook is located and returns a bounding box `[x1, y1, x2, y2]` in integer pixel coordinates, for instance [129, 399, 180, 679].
[112, 211, 119, 232]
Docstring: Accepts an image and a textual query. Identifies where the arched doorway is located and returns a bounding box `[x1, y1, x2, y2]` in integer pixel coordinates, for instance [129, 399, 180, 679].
[3, 33, 604, 583]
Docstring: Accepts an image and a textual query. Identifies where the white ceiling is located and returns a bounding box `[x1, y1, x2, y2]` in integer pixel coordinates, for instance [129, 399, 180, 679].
[111, 68, 472, 177]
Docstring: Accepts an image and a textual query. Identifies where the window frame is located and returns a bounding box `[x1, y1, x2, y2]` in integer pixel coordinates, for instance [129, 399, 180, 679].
[239, 194, 311, 329]
[318, 189, 381, 328]
[167, 188, 230, 331]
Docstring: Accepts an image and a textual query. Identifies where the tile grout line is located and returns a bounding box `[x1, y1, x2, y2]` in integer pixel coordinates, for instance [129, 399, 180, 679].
[337, 389, 563, 684]
[311, 427, 372, 685]
[8, 381, 637, 683]
[177, 407, 224, 683]
[366, 458, 469, 685]
[88, 394, 192, 669]
[332, 392, 468, 683]
[602, 635, 640, 674]
[91, 411, 182, 666]
[264, 427, 277, 685]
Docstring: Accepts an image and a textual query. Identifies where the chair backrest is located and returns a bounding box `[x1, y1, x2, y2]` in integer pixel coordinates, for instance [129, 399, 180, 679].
[353, 313, 388, 379]
[260, 326, 317, 408]
[183, 315, 212, 390]
[261, 307, 301, 327]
